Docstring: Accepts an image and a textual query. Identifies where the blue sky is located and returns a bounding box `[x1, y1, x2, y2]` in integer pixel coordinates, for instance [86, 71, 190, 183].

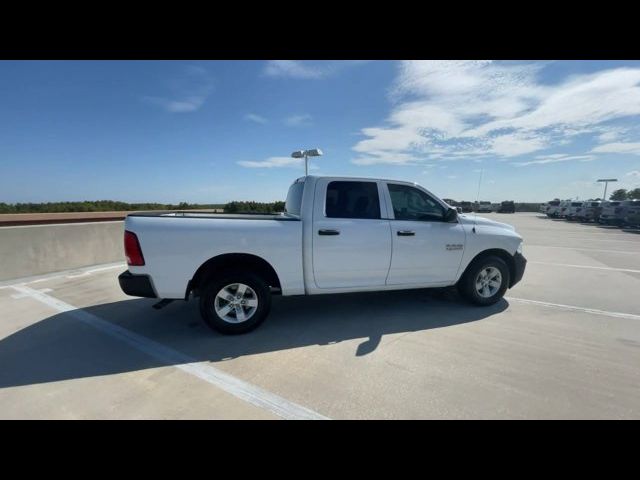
[1, 60, 639, 204]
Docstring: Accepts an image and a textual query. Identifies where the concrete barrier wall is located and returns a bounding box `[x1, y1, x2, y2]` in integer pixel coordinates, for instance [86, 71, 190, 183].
[0, 221, 124, 281]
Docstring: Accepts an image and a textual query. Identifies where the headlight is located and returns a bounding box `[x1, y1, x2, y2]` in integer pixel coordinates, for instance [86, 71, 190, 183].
[516, 242, 523, 255]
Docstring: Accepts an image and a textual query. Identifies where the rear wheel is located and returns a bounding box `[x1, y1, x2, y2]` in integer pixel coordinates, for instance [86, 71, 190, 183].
[458, 256, 510, 306]
[199, 272, 271, 334]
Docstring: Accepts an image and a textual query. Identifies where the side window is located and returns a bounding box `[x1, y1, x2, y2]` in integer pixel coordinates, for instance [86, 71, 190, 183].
[388, 183, 445, 221]
[325, 181, 381, 219]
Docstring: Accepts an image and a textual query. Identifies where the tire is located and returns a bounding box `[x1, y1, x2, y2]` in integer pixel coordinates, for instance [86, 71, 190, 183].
[457, 255, 510, 306]
[199, 271, 271, 334]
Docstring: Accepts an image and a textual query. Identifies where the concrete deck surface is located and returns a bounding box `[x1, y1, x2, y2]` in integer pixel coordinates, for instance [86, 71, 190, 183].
[1, 213, 639, 419]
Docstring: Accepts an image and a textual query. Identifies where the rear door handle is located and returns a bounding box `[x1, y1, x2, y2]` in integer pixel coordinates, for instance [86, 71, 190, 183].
[318, 229, 340, 236]
[397, 230, 415, 236]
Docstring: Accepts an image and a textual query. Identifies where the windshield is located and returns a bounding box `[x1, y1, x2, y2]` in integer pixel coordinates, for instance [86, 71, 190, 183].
[284, 180, 305, 217]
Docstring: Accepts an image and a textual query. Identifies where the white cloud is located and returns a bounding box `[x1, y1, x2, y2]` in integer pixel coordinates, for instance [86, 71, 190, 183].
[627, 170, 640, 178]
[596, 126, 627, 143]
[352, 152, 419, 166]
[490, 133, 546, 157]
[284, 114, 313, 127]
[514, 154, 596, 166]
[264, 61, 327, 79]
[143, 65, 214, 113]
[244, 113, 268, 124]
[591, 142, 640, 155]
[264, 60, 367, 79]
[237, 157, 303, 168]
[351, 61, 640, 166]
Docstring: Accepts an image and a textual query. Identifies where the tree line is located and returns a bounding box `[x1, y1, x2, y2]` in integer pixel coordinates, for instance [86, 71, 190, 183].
[608, 188, 640, 201]
[223, 201, 285, 213]
[0, 200, 285, 214]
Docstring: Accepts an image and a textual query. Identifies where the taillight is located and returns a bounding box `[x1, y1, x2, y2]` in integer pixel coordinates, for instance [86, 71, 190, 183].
[124, 230, 145, 266]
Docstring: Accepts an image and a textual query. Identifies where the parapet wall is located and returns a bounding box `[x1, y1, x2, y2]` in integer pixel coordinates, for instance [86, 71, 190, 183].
[0, 221, 125, 281]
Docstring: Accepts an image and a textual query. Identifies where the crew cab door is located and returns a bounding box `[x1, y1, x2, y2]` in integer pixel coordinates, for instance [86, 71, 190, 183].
[383, 182, 465, 285]
[312, 179, 392, 288]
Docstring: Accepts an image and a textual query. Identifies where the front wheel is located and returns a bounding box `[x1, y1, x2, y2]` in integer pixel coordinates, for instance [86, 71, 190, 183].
[458, 256, 510, 306]
[199, 272, 271, 334]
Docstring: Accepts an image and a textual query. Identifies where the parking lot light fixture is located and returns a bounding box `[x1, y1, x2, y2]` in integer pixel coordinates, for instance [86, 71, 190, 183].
[292, 148, 323, 176]
[597, 179, 618, 202]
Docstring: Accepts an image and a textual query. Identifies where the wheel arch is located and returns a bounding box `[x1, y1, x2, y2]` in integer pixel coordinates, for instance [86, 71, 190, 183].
[188, 253, 282, 299]
[459, 248, 516, 287]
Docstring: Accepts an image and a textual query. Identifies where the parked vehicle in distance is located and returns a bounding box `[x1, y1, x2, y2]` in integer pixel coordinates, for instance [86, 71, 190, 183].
[539, 203, 548, 214]
[458, 201, 473, 213]
[119, 176, 526, 334]
[577, 201, 602, 222]
[476, 201, 493, 213]
[497, 201, 515, 213]
[625, 202, 640, 228]
[599, 201, 625, 225]
[443, 199, 463, 214]
[546, 199, 561, 217]
[558, 200, 572, 218]
[565, 202, 584, 221]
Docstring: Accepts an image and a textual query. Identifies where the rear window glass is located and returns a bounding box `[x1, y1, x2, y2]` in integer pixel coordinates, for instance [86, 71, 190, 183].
[571, 202, 582, 206]
[325, 181, 381, 219]
[285, 180, 305, 216]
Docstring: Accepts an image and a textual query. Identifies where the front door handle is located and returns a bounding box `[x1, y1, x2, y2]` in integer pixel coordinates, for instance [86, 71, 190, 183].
[397, 230, 415, 236]
[318, 229, 340, 236]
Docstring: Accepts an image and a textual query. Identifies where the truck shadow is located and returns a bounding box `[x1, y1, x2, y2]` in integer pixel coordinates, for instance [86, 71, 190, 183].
[0, 289, 508, 389]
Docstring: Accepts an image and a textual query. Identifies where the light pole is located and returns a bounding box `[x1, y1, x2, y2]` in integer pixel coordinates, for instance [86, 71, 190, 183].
[597, 178, 617, 201]
[291, 148, 323, 176]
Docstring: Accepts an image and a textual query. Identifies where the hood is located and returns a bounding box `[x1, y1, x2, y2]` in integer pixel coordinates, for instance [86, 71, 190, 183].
[458, 214, 516, 231]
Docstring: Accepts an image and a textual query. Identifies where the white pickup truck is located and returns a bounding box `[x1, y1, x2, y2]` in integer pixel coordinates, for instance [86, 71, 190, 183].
[119, 176, 526, 334]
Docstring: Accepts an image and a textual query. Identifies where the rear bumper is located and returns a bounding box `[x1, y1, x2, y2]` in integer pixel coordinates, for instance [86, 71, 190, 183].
[510, 252, 527, 288]
[118, 271, 157, 298]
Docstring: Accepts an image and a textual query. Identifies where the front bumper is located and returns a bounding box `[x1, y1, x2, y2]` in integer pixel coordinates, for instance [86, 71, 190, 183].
[510, 252, 527, 288]
[118, 271, 157, 298]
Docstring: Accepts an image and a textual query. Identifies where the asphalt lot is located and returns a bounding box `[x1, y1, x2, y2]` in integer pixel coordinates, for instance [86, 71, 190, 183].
[1, 212, 639, 419]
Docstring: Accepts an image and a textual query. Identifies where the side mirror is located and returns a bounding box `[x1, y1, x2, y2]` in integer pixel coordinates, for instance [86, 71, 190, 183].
[445, 207, 458, 222]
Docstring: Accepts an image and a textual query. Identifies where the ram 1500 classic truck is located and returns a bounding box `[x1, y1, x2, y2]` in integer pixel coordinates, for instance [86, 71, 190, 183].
[119, 176, 526, 334]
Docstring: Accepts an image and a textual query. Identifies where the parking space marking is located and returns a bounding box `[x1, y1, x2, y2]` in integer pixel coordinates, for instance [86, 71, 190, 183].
[10, 285, 329, 421]
[506, 296, 640, 321]
[549, 238, 640, 244]
[526, 245, 640, 255]
[529, 261, 640, 274]
[0, 262, 126, 288]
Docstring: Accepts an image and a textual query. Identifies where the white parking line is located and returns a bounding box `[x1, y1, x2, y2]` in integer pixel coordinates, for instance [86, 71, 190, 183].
[529, 261, 640, 274]
[10, 285, 329, 421]
[526, 245, 640, 255]
[558, 238, 640, 244]
[506, 296, 640, 321]
[0, 262, 126, 288]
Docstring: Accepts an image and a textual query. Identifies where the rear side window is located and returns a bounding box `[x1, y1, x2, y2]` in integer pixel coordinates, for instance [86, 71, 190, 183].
[325, 181, 381, 219]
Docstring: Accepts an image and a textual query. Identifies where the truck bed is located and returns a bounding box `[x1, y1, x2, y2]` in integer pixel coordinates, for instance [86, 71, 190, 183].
[127, 212, 299, 221]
